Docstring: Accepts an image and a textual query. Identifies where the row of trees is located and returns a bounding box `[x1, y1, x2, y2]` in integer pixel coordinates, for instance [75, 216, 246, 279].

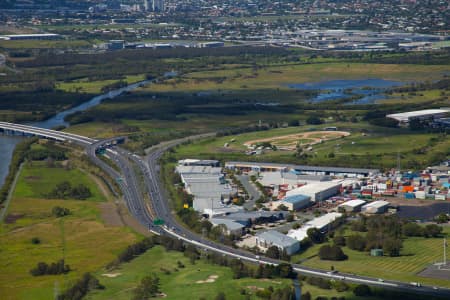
[30, 259, 70, 276]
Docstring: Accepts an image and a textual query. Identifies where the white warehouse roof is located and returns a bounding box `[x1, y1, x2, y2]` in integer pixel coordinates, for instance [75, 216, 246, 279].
[306, 212, 342, 230]
[338, 199, 366, 208]
[386, 109, 450, 122]
[363, 200, 390, 209]
[286, 182, 341, 197]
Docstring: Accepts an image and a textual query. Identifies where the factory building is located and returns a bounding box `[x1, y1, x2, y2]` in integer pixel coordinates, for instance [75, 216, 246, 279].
[210, 218, 245, 237]
[386, 109, 450, 126]
[225, 161, 378, 177]
[362, 200, 390, 214]
[0, 33, 60, 40]
[338, 199, 366, 212]
[285, 182, 342, 202]
[256, 230, 300, 255]
[278, 194, 311, 211]
[287, 212, 343, 241]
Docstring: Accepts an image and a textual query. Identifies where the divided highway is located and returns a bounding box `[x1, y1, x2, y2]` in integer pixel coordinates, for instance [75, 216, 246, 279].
[2, 122, 450, 297]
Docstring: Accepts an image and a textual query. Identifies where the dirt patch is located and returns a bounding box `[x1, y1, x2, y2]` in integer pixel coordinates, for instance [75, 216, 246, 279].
[99, 203, 124, 227]
[4, 213, 24, 224]
[24, 176, 41, 181]
[196, 274, 219, 284]
[244, 131, 350, 151]
[260, 278, 282, 284]
[102, 273, 122, 278]
[247, 285, 264, 291]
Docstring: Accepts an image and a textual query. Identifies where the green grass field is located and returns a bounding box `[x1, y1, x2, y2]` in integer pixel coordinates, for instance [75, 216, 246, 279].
[0, 161, 138, 300]
[13, 161, 106, 202]
[88, 245, 292, 300]
[292, 227, 450, 289]
[87, 245, 379, 300]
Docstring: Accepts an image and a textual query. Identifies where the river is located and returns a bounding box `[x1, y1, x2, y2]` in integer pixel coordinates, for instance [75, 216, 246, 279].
[0, 80, 150, 188]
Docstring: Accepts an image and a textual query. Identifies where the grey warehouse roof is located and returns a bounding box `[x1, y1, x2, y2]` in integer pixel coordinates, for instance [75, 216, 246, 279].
[226, 161, 379, 175]
[257, 230, 299, 248]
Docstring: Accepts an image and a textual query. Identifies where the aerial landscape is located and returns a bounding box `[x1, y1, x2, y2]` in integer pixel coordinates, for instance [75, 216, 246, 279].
[0, 0, 449, 299]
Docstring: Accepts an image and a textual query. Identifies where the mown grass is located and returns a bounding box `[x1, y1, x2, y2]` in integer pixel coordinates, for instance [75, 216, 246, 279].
[87, 245, 373, 300]
[13, 161, 106, 202]
[292, 227, 450, 289]
[0, 162, 138, 300]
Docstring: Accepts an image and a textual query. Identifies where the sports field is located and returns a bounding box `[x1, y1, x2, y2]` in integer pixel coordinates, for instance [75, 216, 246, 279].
[244, 130, 350, 151]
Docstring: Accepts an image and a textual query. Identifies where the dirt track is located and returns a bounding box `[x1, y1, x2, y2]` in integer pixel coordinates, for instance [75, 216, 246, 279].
[244, 130, 350, 150]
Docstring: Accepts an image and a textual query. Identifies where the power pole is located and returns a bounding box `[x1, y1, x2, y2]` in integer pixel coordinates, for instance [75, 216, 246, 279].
[396, 151, 401, 172]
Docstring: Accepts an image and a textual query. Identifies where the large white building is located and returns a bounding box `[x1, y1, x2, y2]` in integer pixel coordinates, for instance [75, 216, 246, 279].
[361, 200, 390, 214]
[285, 182, 342, 202]
[288, 212, 343, 241]
[338, 199, 366, 212]
[386, 109, 450, 125]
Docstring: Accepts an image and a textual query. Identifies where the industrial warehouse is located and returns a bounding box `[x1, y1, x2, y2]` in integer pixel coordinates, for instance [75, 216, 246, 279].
[175, 159, 450, 256]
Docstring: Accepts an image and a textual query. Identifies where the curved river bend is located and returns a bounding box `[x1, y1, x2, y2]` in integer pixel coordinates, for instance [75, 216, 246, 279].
[0, 80, 150, 187]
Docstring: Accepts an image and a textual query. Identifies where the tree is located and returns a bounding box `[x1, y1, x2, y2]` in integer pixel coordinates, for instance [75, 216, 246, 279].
[133, 274, 160, 300]
[382, 238, 402, 257]
[301, 292, 311, 300]
[306, 115, 323, 125]
[307, 227, 325, 244]
[435, 213, 449, 224]
[353, 284, 371, 296]
[215, 292, 226, 300]
[402, 222, 423, 237]
[318, 245, 347, 261]
[423, 224, 442, 238]
[346, 234, 366, 251]
[333, 235, 346, 246]
[266, 246, 281, 259]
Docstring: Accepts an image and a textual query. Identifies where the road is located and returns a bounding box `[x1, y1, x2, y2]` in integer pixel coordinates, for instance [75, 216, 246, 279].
[235, 174, 262, 210]
[3, 122, 450, 297]
[90, 136, 450, 298]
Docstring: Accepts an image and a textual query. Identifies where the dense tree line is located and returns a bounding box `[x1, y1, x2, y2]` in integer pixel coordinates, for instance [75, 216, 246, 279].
[46, 181, 92, 200]
[0, 90, 93, 122]
[26, 144, 67, 161]
[15, 46, 289, 68]
[348, 215, 403, 256]
[30, 259, 70, 276]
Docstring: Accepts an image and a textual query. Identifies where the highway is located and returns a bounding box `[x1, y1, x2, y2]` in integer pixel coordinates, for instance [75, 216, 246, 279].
[2, 122, 450, 297]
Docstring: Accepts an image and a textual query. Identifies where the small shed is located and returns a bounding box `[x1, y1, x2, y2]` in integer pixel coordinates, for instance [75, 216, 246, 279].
[370, 249, 383, 256]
